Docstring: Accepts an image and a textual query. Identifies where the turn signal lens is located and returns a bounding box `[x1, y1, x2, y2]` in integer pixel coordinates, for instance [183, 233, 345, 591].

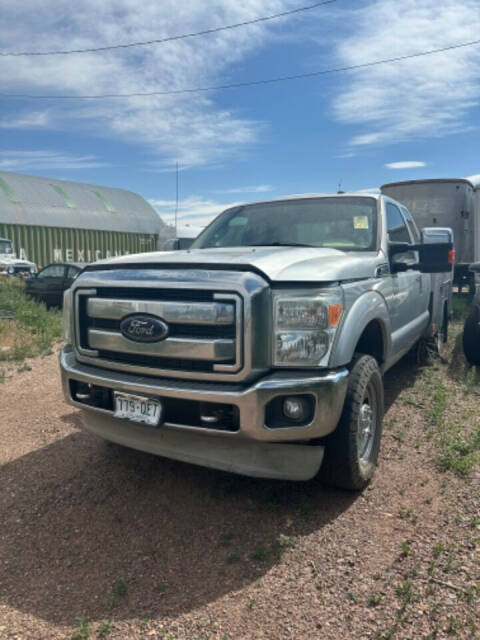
[328, 303, 343, 327]
[448, 249, 456, 265]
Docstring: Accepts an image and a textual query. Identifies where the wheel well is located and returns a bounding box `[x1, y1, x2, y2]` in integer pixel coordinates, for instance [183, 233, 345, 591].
[355, 320, 385, 365]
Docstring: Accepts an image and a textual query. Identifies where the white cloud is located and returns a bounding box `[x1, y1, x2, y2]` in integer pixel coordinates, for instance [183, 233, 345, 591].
[0, 1, 293, 167]
[386, 161, 427, 170]
[466, 174, 480, 186]
[150, 195, 238, 227]
[215, 184, 273, 194]
[333, 0, 480, 148]
[356, 187, 380, 194]
[0, 111, 50, 129]
[0, 150, 108, 170]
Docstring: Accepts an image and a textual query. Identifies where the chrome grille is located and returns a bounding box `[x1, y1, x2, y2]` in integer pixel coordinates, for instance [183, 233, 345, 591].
[74, 287, 242, 378]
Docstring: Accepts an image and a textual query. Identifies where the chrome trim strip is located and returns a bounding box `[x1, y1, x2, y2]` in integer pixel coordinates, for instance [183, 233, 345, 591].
[88, 329, 235, 361]
[87, 298, 235, 325]
[213, 293, 242, 373]
[75, 289, 98, 357]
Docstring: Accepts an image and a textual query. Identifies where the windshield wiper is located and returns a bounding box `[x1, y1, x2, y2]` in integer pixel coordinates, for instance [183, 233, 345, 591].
[246, 241, 316, 248]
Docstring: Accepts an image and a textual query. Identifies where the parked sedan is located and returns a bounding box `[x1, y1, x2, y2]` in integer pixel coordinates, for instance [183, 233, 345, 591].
[25, 262, 86, 308]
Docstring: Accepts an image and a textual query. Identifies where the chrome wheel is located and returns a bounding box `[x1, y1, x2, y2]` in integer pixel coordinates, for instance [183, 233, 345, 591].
[357, 387, 376, 462]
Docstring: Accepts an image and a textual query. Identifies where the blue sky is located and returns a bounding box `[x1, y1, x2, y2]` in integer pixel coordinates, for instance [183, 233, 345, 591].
[1, 0, 480, 228]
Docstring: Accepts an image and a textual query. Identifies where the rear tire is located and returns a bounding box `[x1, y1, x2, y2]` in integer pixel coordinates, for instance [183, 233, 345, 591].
[320, 354, 384, 491]
[463, 307, 480, 365]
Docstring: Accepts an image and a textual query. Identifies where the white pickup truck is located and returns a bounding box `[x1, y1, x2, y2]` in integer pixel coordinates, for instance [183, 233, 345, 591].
[0, 237, 37, 277]
[60, 194, 453, 490]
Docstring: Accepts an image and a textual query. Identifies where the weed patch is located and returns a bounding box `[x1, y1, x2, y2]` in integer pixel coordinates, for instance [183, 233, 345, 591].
[72, 616, 90, 639]
[0, 277, 62, 362]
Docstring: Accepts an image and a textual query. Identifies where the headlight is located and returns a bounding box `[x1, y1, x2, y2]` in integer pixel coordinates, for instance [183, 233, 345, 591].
[63, 289, 73, 343]
[30, 265, 37, 274]
[273, 290, 344, 367]
[7, 265, 14, 274]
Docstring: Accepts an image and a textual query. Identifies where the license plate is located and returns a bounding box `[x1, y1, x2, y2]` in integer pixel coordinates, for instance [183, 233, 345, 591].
[113, 392, 163, 427]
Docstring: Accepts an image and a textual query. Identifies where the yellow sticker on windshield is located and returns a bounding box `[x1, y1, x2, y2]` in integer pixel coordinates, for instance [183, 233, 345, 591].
[354, 216, 369, 230]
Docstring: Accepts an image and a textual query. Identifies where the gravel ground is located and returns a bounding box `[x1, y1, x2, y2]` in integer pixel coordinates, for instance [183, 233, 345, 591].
[0, 331, 478, 640]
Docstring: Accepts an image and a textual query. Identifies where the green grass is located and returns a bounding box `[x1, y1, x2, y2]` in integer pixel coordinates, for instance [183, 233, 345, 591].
[250, 546, 268, 562]
[113, 579, 127, 598]
[420, 363, 480, 477]
[0, 276, 62, 362]
[96, 620, 112, 638]
[395, 580, 415, 606]
[72, 616, 90, 639]
[451, 295, 471, 321]
[368, 593, 383, 607]
[425, 384, 447, 428]
[226, 552, 240, 564]
[437, 426, 480, 476]
[274, 534, 296, 550]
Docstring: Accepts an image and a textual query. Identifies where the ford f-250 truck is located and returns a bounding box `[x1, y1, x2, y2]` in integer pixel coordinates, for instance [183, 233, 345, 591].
[60, 194, 453, 490]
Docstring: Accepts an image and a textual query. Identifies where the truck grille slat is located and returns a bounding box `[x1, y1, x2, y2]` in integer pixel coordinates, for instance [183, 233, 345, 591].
[88, 317, 236, 339]
[88, 298, 234, 325]
[88, 329, 235, 362]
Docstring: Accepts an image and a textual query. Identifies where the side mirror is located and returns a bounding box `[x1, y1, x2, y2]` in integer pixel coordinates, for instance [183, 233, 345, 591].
[388, 227, 455, 274]
[418, 227, 455, 274]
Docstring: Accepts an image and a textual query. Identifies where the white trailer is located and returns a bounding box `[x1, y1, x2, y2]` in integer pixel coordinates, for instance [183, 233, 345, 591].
[381, 179, 475, 291]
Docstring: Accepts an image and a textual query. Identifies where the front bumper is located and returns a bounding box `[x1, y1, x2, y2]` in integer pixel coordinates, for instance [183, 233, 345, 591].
[60, 346, 349, 480]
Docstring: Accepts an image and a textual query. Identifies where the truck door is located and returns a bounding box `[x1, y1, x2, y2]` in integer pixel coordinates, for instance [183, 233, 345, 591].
[386, 203, 430, 355]
[400, 205, 431, 318]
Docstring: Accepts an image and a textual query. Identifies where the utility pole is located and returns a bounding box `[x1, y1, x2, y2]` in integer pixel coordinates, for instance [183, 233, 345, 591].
[174, 161, 179, 237]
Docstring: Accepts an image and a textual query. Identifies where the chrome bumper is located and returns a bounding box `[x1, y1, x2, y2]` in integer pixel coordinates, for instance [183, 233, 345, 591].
[61, 346, 348, 442]
[60, 347, 349, 480]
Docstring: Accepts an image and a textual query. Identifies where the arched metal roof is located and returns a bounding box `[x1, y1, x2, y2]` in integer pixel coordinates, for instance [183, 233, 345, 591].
[0, 170, 165, 234]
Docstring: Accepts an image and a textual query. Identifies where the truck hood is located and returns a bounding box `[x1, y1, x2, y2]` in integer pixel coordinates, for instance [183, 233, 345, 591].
[91, 246, 380, 282]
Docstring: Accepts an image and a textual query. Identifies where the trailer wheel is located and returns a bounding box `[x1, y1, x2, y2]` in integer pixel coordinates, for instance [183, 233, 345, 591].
[463, 307, 480, 365]
[320, 354, 384, 491]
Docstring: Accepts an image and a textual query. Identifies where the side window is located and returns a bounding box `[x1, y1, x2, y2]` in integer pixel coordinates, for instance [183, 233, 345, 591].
[66, 266, 80, 279]
[400, 206, 421, 244]
[386, 203, 411, 243]
[38, 265, 66, 278]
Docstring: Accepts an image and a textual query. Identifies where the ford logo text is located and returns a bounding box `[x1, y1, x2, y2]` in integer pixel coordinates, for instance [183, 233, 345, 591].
[120, 314, 169, 343]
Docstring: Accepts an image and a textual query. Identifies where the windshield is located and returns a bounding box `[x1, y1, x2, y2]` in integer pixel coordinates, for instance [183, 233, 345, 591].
[192, 197, 378, 251]
[0, 240, 13, 255]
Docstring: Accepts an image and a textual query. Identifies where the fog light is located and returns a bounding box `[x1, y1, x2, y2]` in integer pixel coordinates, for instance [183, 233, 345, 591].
[283, 397, 306, 422]
[75, 382, 92, 401]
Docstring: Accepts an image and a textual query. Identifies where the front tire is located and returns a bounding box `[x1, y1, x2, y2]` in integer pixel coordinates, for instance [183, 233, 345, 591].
[320, 355, 384, 491]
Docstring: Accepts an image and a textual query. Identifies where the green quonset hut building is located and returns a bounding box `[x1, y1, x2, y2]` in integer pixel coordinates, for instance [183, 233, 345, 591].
[0, 170, 170, 267]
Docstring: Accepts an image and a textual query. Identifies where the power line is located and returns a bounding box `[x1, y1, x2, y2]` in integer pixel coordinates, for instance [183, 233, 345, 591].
[0, 0, 336, 57]
[2, 38, 479, 100]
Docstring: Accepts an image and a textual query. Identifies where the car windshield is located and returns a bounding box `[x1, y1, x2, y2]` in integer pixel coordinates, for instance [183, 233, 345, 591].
[192, 197, 378, 251]
[0, 240, 13, 254]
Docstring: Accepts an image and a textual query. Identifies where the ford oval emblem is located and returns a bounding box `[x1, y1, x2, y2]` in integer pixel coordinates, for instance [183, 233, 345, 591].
[120, 314, 169, 343]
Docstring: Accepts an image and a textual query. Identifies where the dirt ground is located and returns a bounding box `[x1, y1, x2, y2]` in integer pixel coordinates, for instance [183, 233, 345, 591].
[0, 329, 478, 639]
